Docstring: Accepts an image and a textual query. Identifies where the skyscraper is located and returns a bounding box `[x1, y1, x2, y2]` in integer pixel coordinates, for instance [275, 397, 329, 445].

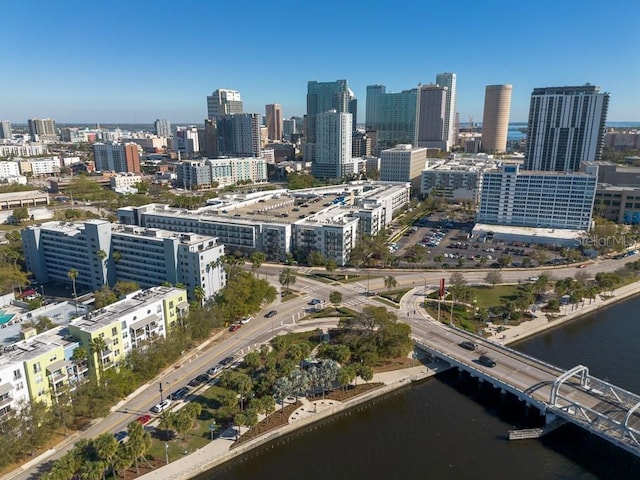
[265, 104, 283, 141]
[365, 85, 386, 129]
[305, 80, 352, 145]
[216, 114, 261, 157]
[0, 121, 11, 140]
[173, 127, 200, 158]
[368, 87, 419, 151]
[154, 119, 171, 137]
[417, 84, 448, 150]
[481, 85, 512, 154]
[524, 85, 609, 172]
[311, 110, 353, 179]
[435, 73, 457, 150]
[207, 89, 243, 119]
[28, 118, 58, 142]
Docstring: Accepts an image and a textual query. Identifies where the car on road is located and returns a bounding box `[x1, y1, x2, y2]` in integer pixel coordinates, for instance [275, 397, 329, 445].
[219, 356, 234, 366]
[240, 316, 253, 324]
[229, 323, 241, 332]
[265, 310, 278, 318]
[478, 355, 497, 368]
[308, 299, 321, 305]
[578, 263, 589, 269]
[135, 414, 152, 425]
[114, 431, 128, 442]
[170, 387, 190, 400]
[188, 374, 209, 387]
[459, 341, 478, 351]
[207, 364, 223, 376]
[151, 398, 172, 413]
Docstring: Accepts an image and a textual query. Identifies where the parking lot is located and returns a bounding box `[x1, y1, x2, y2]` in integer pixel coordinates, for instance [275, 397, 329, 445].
[394, 213, 563, 269]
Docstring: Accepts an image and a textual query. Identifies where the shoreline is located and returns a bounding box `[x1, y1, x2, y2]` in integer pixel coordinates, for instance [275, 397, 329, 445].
[485, 279, 640, 346]
[137, 362, 444, 479]
[139, 278, 640, 480]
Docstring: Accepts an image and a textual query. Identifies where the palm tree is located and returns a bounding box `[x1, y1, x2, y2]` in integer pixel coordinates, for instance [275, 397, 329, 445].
[112, 250, 122, 263]
[71, 346, 87, 384]
[89, 336, 108, 381]
[384, 275, 397, 292]
[94, 433, 118, 479]
[193, 285, 205, 306]
[250, 252, 266, 278]
[68, 268, 78, 315]
[278, 267, 296, 294]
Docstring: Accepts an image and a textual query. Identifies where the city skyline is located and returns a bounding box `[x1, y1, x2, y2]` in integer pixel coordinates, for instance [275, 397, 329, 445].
[2, 0, 639, 124]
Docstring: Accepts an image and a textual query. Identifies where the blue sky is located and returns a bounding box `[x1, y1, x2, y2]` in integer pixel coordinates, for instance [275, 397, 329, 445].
[2, 0, 639, 124]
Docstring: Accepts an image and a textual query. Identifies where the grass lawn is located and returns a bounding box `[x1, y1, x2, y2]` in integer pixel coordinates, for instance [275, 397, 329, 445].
[371, 297, 400, 309]
[378, 288, 411, 304]
[304, 306, 358, 319]
[467, 285, 522, 309]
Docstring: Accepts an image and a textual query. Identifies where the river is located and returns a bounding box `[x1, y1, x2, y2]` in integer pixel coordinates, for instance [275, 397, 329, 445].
[199, 296, 640, 480]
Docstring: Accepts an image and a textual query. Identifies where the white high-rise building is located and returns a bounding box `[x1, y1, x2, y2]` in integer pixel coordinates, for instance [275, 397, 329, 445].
[435, 73, 457, 150]
[173, 126, 200, 157]
[311, 110, 353, 179]
[154, 119, 171, 137]
[524, 85, 609, 172]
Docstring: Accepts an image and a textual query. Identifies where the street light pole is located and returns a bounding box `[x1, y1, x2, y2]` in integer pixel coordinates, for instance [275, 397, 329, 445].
[159, 382, 164, 404]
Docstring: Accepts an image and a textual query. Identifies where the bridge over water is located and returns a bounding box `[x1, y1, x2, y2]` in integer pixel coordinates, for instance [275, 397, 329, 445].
[413, 326, 640, 458]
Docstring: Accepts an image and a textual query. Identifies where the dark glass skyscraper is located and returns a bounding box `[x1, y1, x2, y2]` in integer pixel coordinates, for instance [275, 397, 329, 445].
[524, 85, 609, 172]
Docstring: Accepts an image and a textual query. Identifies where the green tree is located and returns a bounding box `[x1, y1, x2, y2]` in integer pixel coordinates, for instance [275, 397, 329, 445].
[68, 268, 79, 313]
[484, 270, 503, 287]
[329, 290, 342, 306]
[384, 275, 397, 292]
[278, 267, 297, 294]
[249, 252, 266, 278]
[11, 206, 29, 224]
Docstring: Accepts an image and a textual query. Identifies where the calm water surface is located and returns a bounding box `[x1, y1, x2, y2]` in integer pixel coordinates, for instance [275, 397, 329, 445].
[199, 296, 640, 480]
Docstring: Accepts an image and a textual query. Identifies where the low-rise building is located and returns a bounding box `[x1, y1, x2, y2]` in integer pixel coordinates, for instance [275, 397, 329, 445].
[380, 144, 427, 192]
[594, 185, 640, 224]
[421, 156, 500, 203]
[176, 157, 267, 189]
[110, 173, 143, 193]
[18, 157, 60, 176]
[0, 143, 46, 157]
[0, 190, 49, 211]
[119, 181, 410, 265]
[68, 286, 187, 375]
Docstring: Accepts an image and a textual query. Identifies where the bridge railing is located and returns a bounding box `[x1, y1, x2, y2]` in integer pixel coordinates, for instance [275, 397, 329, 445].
[586, 376, 640, 408]
[447, 324, 565, 374]
[413, 338, 548, 411]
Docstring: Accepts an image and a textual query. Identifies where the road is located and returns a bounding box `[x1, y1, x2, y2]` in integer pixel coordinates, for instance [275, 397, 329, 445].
[8, 256, 638, 479]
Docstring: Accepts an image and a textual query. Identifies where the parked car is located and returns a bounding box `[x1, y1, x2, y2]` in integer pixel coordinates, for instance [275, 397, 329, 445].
[151, 398, 172, 413]
[478, 355, 497, 368]
[308, 299, 321, 305]
[219, 356, 234, 366]
[459, 341, 478, 351]
[207, 364, 223, 376]
[265, 310, 278, 318]
[240, 316, 253, 324]
[188, 374, 209, 387]
[229, 323, 241, 332]
[114, 431, 128, 442]
[170, 387, 190, 400]
[135, 414, 152, 425]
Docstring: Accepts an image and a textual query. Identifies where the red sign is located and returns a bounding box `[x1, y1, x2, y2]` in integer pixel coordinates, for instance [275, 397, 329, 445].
[439, 278, 445, 298]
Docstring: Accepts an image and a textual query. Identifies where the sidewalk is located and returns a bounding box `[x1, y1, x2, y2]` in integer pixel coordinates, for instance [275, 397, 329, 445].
[137, 358, 439, 480]
[485, 280, 640, 345]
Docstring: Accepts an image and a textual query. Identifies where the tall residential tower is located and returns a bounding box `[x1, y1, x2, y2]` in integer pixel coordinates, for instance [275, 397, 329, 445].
[435, 73, 457, 150]
[265, 104, 283, 142]
[524, 85, 609, 172]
